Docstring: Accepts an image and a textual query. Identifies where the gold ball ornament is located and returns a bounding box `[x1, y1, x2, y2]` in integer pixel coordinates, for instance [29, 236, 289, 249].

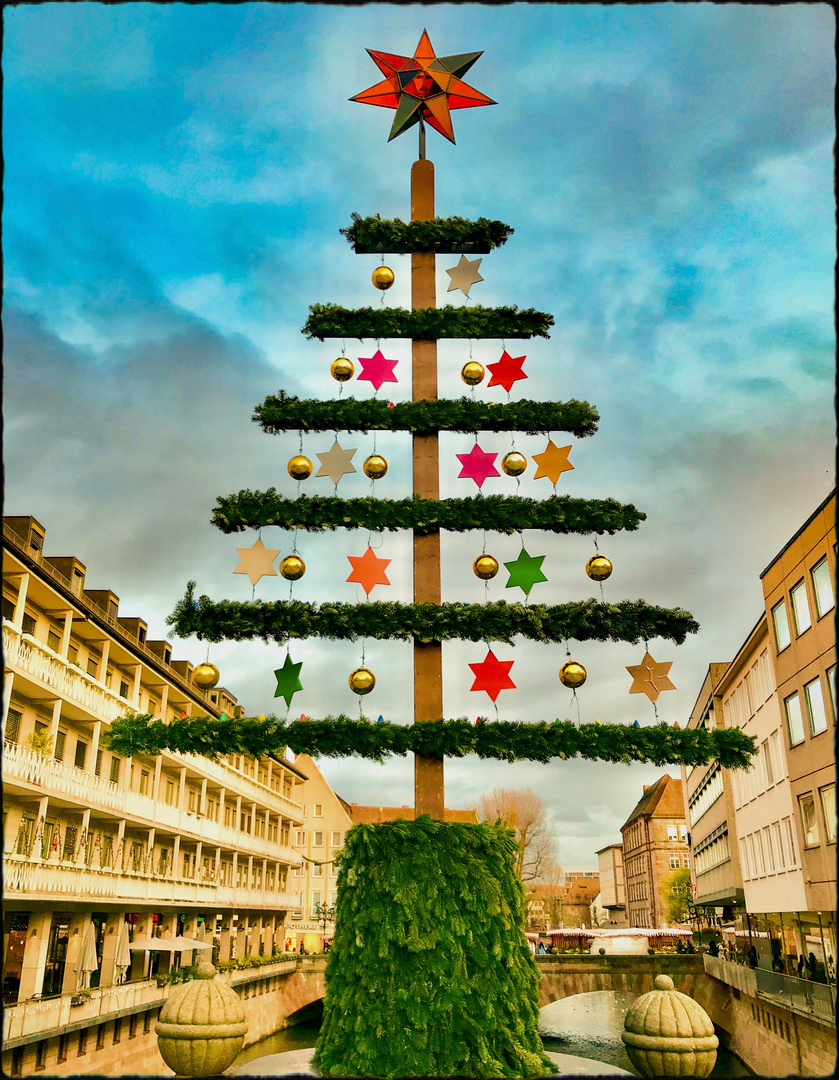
[330, 357, 354, 382]
[363, 454, 388, 480]
[371, 266, 395, 290]
[192, 663, 220, 690]
[559, 660, 587, 689]
[279, 554, 306, 581]
[502, 451, 528, 477]
[586, 555, 613, 581]
[461, 361, 485, 386]
[288, 455, 313, 481]
[473, 555, 499, 580]
[349, 666, 376, 696]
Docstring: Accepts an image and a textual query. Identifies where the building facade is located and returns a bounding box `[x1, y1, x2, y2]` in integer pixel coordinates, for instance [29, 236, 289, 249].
[2, 516, 307, 1076]
[621, 774, 689, 929]
[595, 844, 627, 927]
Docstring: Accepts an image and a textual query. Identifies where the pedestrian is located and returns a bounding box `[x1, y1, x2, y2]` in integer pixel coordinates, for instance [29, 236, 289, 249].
[299, 940, 306, 955]
[807, 952, 820, 982]
[747, 945, 758, 969]
[528, 939, 536, 955]
[708, 939, 719, 958]
[538, 942, 547, 954]
[797, 954, 805, 979]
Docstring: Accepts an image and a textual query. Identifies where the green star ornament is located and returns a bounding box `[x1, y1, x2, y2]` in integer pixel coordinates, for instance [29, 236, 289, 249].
[504, 548, 547, 596]
[274, 653, 304, 708]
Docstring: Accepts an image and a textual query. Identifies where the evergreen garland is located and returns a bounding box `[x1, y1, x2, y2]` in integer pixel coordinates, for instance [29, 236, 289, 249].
[312, 818, 552, 1078]
[211, 492, 647, 537]
[167, 584, 699, 645]
[302, 304, 554, 341]
[106, 713, 757, 770]
[254, 393, 599, 437]
[340, 212, 514, 254]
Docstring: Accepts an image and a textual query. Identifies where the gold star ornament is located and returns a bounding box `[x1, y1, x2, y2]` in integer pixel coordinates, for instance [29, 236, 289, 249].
[626, 651, 677, 704]
[446, 255, 484, 297]
[233, 538, 280, 586]
[316, 441, 357, 485]
[532, 440, 574, 485]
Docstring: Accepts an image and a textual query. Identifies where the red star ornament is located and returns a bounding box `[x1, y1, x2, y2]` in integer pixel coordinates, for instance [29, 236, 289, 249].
[469, 649, 516, 702]
[347, 546, 392, 596]
[358, 349, 398, 392]
[487, 350, 528, 393]
[456, 443, 499, 489]
[351, 29, 496, 144]
[626, 651, 676, 704]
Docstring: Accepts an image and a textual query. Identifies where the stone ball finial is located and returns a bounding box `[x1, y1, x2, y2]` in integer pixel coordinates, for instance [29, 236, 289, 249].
[196, 962, 217, 979]
[621, 970, 718, 1078]
[156, 966, 248, 1077]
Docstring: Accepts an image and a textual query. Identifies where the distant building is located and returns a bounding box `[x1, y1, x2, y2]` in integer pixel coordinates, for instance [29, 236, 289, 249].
[596, 844, 628, 927]
[526, 874, 600, 930]
[345, 803, 478, 824]
[621, 775, 689, 929]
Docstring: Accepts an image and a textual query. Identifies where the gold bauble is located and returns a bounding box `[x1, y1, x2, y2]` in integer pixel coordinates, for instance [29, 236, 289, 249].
[363, 454, 388, 480]
[502, 451, 528, 477]
[288, 455, 313, 481]
[192, 663, 220, 690]
[586, 555, 613, 581]
[559, 660, 587, 689]
[349, 666, 376, 695]
[279, 555, 306, 581]
[371, 266, 395, 290]
[473, 555, 499, 580]
[461, 361, 485, 386]
[331, 357, 354, 382]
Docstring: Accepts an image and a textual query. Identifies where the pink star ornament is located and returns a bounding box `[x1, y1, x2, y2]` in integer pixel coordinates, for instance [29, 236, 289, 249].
[456, 443, 500, 489]
[358, 349, 398, 391]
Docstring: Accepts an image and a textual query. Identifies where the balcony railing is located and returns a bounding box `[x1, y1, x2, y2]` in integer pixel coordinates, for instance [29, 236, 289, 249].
[704, 953, 835, 1026]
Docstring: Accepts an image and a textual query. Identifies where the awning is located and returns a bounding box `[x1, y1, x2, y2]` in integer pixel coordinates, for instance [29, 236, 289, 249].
[129, 935, 212, 952]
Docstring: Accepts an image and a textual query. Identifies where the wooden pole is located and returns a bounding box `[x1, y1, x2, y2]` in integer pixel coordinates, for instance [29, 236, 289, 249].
[410, 157, 445, 821]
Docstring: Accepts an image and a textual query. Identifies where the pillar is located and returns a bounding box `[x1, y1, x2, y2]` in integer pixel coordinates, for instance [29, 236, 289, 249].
[219, 915, 233, 964]
[129, 913, 154, 981]
[62, 912, 91, 994]
[18, 910, 52, 1000]
[11, 573, 30, 627]
[99, 912, 124, 987]
[96, 639, 110, 683]
[2, 671, 15, 733]
[234, 917, 248, 960]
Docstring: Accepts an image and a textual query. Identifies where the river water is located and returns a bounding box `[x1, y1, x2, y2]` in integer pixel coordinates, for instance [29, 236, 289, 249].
[234, 989, 753, 1075]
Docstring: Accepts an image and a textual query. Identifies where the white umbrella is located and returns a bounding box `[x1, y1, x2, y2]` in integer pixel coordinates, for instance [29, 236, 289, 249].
[129, 935, 212, 952]
[74, 923, 99, 990]
[114, 922, 132, 983]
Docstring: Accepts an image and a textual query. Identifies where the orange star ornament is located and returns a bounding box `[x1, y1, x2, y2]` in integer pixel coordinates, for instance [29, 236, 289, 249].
[532, 440, 574, 485]
[347, 546, 392, 596]
[351, 29, 496, 144]
[626, 651, 677, 704]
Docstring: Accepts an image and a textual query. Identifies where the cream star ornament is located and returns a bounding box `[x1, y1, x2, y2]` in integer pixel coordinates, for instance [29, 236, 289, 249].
[532, 440, 574, 485]
[626, 651, 677, 704]
[233, 538, 280, 586]
[446, 255, 484, 297]
[316, 440, 357, 485]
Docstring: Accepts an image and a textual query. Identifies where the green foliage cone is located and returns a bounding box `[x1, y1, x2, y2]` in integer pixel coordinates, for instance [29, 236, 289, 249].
[312, 818, 554, 1079]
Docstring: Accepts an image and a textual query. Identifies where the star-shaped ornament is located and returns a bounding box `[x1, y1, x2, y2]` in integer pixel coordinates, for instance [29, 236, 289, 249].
[468, 649, 516, 702]
[316, 441, 357, 484]
[347, 546, 392, 596]
[626, 651, 676, 704]
[532, 440, 574, 485]
[487, 350, 528, 393]
[504, 548, 548, 596]
[274, 654, 304, 708]
[351, 29, 496, 144]
[456, 443, 499, 488]
[446, 255, 484, 297]
[358, 349, 399, 392]
[233, 538, 280, 586]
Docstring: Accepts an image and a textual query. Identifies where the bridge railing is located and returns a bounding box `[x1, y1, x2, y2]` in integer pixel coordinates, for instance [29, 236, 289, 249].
[704, 952, 835, 1026]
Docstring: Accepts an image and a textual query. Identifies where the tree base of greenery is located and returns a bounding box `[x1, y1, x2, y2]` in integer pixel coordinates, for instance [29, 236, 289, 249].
[312, 818, 553, 1079]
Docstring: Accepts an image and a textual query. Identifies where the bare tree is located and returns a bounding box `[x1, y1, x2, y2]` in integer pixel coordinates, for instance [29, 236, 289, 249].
[478, 788, 560, 882]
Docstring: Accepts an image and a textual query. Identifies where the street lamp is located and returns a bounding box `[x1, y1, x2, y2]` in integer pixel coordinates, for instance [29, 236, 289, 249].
[314, 901, 337, 942]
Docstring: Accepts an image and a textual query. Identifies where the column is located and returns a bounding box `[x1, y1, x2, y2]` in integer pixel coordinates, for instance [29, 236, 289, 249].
[199, 777, 208, 815]
[58, 611, 73, 659]
[219, 914, 233, 964]
[62, 912, 91, 994]
[130, 913, 154, 981]
[2, 672, 15, 734]
[129, 663, 142, 707]
[234, 916, 248, 960]
[96, 639, 110, 683]
[78, 809, 91, 865]
[11, 572, 30, 627]
[152, 756, 163, 802]
[47, 698, 62, 749]
[177, 766, 187, 808]
[99, 912, 123, 988]
[88, 722, 102, 775]
[18, 910, 53, 1000]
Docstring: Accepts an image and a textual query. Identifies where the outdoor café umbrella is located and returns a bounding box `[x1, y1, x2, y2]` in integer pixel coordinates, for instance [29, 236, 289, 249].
[74, 923, 99, 990]
[114, 922, 132, 983]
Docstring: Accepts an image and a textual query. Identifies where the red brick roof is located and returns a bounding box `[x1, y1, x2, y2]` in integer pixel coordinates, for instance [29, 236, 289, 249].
[347, 804, 479, 824]
[621, 774, 684, 829]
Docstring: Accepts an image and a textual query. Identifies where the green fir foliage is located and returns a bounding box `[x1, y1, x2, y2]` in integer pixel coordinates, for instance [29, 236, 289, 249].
[302, 304, 554, 341]
[211, 492, 646, 536]
[310, 817, 553, 1078]
[106, 713, 757, 770]
[254, 393, 599, 437]
[340, 212, 514, 253]
[167, 583, 700, 645]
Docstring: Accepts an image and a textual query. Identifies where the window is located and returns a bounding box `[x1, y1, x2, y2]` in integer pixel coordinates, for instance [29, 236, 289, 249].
[48, 629, 61, 652]
[667, 825, 678, 840]
[804, 677, 827, 736]
[53, 730, 66, 762]
[772, 599, 790, 653]
[313, 831, 324, 847]
[763, 826, 775, 872]
[36, 1041, 47, 1069]
[113, 1019, 122, 1044]
[739, 838, 751, 880]
[119, 680, 130, 699]
[820, 784, 836, 843]
[669, 854, 680, 868]
[295, 830, 306, 846]
[314, 803, 323, 817]
[312, 863, 323, 877]
[2, 594, 16, 622]
[682, 854, 689, 867]
[110, 757, 121, 784]
[769, 730, 784, 781]
[310, 891, 322, 916]
[752, 832, 765, 877]
[791, 581, 812, 633]
[761, 740, 775, 787]
[784, 692, 804, 745]
[129, 1014, 138, 1038]
[87, 656, 99, 677]
[21, 612, 37, 636]
[783, 817, 797, 866]
[679, 824, 687, 841]
[58, 1034, 69, 1062]
[811, 558, 834, 618]
[827, 665, 836, 721]
[240, 812, 252, 834]
[74, 739, 87, 770]
[6, 708, 22, 744]
[95, 749, 103, 776]
[139, 770, 149, 795]
[77, 1029, 88, 1056]
[331, 831, 342, 846]
[294, 865, 304, 877]
[67, 643, 79, 665]
[799, 793, 820, 847]
[330, 861, 339, 877]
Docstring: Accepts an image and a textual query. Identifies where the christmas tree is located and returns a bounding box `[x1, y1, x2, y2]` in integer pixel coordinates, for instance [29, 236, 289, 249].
[109, 31, 754, 1078]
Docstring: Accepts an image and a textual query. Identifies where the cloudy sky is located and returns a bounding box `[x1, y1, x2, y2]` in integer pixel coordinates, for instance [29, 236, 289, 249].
[4, 3, 834, 870]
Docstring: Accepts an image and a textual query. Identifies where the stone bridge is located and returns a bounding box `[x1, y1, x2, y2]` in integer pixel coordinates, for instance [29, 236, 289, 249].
[535, 954, 706, 1007]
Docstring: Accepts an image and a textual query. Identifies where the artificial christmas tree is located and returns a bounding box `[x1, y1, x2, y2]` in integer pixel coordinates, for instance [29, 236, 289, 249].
[109, 31, 754, 1077]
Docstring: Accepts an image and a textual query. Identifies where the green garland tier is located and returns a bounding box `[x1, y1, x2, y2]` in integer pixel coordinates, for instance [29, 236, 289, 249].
[106, 714, 756, 771]
[212, 493, 646, 536]
[340, 212, 514, 253]
[254, 394, 599, 437]
[302, 304, 553, 341]
[168, 583, 699, 645]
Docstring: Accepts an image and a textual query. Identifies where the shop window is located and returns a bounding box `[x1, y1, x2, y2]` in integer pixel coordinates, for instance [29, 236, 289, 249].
[820, 784, 836, 843]
[811, 558, 834, 618]
[804, 677, 827, 736]
[771, 599, 790, 653]
[798, 793, 820, 847]
[784, 692, 804, 746]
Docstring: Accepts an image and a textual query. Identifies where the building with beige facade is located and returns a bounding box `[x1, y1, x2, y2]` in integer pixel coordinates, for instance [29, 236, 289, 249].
[621, 774, 689, 929]
[2, 515, 307, 1076]
[595, 844, 627, 927]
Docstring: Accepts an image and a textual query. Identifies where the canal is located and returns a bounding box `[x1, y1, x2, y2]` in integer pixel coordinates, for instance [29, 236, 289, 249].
[233, 991, 753, 1075]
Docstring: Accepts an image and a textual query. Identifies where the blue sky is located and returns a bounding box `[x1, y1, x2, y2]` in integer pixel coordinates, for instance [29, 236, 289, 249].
[4, 3, 835, 870]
